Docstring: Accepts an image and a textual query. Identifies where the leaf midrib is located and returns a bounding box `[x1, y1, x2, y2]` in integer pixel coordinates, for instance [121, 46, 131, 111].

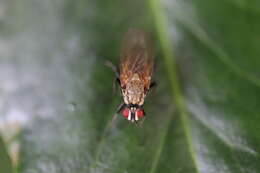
[148, 0, 200, 173]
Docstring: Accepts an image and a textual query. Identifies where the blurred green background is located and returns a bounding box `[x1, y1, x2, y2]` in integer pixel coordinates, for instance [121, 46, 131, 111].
[0, 0, 260, 173]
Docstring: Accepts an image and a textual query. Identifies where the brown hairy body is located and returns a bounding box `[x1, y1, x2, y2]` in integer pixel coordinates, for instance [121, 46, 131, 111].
[105, 29, 155, 122]
[119, 29, 154, 107]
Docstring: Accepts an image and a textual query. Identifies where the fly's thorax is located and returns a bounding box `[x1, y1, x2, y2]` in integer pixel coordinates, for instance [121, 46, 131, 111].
[122, 74, 146, 105]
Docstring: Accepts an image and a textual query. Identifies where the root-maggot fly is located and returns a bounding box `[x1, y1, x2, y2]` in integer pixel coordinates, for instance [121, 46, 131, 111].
[107, 29, 155, 123]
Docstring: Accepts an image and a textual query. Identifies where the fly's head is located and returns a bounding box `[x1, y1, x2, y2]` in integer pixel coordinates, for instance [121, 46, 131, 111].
[121, 105, 145, 123]
[119, 73, 151, 123]
[120, 82, 146, 123]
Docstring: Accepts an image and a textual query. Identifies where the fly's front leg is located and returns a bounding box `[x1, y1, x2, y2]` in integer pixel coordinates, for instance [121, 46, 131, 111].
[116, 103, 126, 114]
[108, 103, 126, 129]
[136, 116, 146, 128]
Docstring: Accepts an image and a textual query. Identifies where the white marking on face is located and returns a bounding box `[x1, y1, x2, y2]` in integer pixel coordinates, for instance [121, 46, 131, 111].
[135, 111, 138, 121]
[128, 110, 131, 120]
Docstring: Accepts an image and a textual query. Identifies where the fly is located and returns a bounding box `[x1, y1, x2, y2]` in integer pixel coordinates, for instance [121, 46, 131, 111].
[107, 29, 155, 123]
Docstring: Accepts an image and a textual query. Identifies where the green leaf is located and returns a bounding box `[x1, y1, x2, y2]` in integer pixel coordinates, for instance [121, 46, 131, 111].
[0, 0, 259, 173]
[149, 0, 260, 172]
[0, 136, 13, 173]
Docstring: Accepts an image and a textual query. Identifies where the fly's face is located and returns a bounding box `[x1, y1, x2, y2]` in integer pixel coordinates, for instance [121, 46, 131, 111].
[121, 106, 145, 123]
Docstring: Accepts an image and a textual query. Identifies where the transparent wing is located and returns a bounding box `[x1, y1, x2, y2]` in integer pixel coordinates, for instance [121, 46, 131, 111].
[119, 29, 154, 90]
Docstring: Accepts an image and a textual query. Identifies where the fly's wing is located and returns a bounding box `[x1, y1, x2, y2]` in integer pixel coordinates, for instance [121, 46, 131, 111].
[119, 29, 154, 90]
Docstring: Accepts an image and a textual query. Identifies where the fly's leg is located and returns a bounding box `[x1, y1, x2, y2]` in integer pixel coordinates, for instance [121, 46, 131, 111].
[108, 103, 125, 128]
[105, 103, 126, 131]
[105, 60, 121, 94]
[113, 103, 126, 122]
[105, 60, 120, 77]
[150, 81, 157, 89]
[136, 116, 146, 128]
[116, 103, 126, 114]
[147, 81, 157, 95]
[113, 77, 121, 94]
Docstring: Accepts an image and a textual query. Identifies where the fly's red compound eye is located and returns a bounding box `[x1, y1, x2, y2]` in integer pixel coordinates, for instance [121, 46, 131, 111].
[136, 109, 145, 119]
[122, 108, 130, 119]
[122, 107, 144, 122]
